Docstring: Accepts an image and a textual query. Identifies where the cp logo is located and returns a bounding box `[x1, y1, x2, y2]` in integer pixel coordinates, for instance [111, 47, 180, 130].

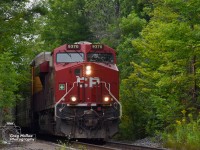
[77, 77, 100, 88]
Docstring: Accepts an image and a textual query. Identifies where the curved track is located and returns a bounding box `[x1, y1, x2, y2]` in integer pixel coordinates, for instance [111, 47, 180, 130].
[36, 134, 168, 150]
[105, 141, 168, 150]
[69, 140, 168, 150]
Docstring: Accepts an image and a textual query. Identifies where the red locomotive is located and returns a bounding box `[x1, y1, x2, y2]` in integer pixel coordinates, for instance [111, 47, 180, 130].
[16, 41, 121, 139]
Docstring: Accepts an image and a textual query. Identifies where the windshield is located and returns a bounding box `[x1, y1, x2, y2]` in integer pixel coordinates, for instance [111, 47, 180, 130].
[87, 53, 114, 63]
[57, 52, 84, 63]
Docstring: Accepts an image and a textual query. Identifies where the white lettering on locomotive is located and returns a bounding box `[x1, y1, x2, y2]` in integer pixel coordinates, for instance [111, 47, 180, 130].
[76, 77, 100, 88]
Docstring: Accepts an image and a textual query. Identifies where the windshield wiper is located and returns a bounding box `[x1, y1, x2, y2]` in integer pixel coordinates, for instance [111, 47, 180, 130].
[74, 49, 84, 61]
[64, 50, 72, 58]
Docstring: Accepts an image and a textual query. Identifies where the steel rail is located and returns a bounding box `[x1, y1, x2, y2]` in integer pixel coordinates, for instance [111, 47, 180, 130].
[71, 141, 118, 150]
[106, 141, 168, 150]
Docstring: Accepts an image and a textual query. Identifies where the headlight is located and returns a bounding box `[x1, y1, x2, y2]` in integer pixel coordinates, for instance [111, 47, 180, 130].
[86, 66, 91, 70]
[86, 65, 92, 75]
[103, 96, 110, 104]
[70, 96, 77, 104]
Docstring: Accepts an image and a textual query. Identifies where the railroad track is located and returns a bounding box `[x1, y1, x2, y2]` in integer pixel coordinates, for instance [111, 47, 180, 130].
[70, 141, 168, 150]
[36, 134, 168, 150]
[105, 141, 168, 150]
[71, 141, 116, 150]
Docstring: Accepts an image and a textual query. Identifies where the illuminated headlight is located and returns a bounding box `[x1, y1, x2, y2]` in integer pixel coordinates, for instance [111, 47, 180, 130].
[86, 70, 91, 75]
[86, 66, 91, 70]
[86, 65, 92, 75]
[103, 96, 110, 103]
[70, 96, 77, 102]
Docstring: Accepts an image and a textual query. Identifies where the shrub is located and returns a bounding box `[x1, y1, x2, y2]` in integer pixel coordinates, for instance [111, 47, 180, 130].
[163, 111, 200, 150]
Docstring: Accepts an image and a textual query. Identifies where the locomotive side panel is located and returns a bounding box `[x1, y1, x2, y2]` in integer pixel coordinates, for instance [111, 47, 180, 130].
[16, 97, 31, 128]
[31, 52, 56, 134]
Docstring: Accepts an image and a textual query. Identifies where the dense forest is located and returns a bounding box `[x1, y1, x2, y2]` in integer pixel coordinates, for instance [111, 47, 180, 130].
[0, 0, 200, 149]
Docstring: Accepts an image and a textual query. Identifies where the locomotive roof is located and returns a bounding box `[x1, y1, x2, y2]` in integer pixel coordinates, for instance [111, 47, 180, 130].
[52, 42, 116, 54]
[31, 52, 51, 67]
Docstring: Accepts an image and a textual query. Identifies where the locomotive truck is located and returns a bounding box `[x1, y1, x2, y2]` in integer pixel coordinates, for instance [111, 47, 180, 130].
[16, 41, 121, 139]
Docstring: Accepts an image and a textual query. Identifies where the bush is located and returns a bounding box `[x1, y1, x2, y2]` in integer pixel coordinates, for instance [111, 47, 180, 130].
[163, 111, 200, 150]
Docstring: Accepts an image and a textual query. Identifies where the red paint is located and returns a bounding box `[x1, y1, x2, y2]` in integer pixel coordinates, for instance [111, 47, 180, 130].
[52, 43, 119, 105]
[33, 43, 119, 107]
[39, 61, 49, 73]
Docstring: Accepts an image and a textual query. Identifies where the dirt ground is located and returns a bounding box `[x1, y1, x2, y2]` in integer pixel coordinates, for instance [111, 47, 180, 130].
[0, 140, 64, 150]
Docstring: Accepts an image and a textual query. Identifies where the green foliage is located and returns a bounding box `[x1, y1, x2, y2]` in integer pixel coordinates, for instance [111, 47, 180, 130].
[0, 52, 19, 108]
[119, 0, 152, 20]
[117, 12, 146, 79]
[84, 0, 120, 45]
[118, 0, 200, 140]
[36, 0, 91, 51]
[117, 13, 148, 139]
[119, 69, 152, 139]
[163, 112, 200, 150]
[120, 12, 146, 37]
[0, 0, 37, 124]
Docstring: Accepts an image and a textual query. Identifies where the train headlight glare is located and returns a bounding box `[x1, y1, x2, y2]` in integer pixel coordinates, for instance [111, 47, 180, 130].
[86, 70, 91, 75]
[86, 65, 92, 75]
[86, 66, 91, 70]
[104, 96, 109, 102]
[71, 96, 77, 102]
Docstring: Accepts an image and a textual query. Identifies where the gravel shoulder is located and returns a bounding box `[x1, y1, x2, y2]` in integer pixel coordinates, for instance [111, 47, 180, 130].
[0, 136, 167, 150]
[110, 136, 166, 149]
[0, 140, 61, 150]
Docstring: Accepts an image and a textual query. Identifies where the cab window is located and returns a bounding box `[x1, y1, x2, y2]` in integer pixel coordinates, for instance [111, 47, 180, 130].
[87, 53, 114, 63]
[56, 53, 84, 63]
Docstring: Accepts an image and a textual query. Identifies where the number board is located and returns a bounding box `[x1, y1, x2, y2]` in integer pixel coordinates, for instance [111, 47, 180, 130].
[91, 44, 104, 50]
[67, 44, 80, 50]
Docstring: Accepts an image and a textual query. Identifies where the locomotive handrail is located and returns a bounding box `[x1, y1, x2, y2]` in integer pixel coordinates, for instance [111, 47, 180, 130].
[100, 81, 122, 119]
[55, 81, 122, 119]
[54, 82, 77, 120]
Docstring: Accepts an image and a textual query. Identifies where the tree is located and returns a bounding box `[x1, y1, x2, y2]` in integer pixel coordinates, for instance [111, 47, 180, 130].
[0, 52, 19, 124]
[0, 52, 19, 107]
[0, 0, 40, 124]
[35, 0, 91, 51]
[119, 0, 152, 20]
[84, 0, 120, 44]
[120, 0, 200, 138]
[117, 12, 146, 79]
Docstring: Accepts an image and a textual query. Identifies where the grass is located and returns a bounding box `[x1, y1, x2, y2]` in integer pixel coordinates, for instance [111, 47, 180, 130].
[163, 111, 200, 150]
[56, 139, 87, 150]
[56, 139, 71, 150]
